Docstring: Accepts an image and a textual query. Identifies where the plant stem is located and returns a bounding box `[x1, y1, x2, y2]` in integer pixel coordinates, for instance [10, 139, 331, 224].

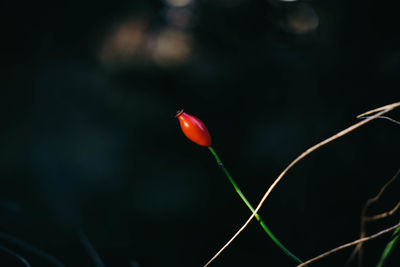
[208, 146, 304, 265]
[376, 218, 400, 267]
[77, 226, 105, 267]
[0, 246, 31, 267]
[0, 232, 64, 267]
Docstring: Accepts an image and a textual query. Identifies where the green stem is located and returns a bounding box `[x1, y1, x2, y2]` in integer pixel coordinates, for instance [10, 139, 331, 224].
[376, 218, 400, 267]
[208, 146, 305, 265]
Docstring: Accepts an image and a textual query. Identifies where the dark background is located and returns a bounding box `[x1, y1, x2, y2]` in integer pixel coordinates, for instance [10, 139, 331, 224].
[1, 0, 399, 266]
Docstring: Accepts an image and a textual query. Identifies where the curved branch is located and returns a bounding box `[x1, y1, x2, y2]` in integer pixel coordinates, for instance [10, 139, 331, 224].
[297, 223, 400, 267]
[204, 102, 400, 267]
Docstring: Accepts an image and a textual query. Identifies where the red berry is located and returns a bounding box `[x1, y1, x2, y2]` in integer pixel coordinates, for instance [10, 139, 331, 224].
[176, 110, 212, 147]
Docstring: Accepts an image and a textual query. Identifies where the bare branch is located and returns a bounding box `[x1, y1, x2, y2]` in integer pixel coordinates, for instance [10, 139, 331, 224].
[297, 223, 400, 267]
[358, 116, 400, 126]
[365, 168, 400, 207]
[365, 201, 400, 222]
[204, 102, 400, 267]
[348, 168, 400, 265]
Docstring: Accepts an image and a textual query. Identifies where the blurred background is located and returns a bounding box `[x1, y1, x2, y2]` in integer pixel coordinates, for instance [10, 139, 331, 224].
[1, 0, 399, 266]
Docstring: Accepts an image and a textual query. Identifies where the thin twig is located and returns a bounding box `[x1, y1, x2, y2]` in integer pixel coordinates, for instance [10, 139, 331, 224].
[357, 104, 399, 117]
[376, 218, 400, 267]
[204, 102, 400, 267]
[297, 223, 400, 267]
[208, 147, 304, 264]
[357, 116, 400, 126]
[365, 201, 400, 222]
[348, 168, 400, 265]
[365, 168, 400, 207]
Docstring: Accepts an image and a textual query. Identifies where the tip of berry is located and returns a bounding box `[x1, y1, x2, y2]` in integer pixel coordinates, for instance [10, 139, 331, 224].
[175, 109, 184, 118]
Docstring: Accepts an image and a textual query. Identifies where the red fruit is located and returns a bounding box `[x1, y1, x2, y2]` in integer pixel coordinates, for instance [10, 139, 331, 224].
[176, 110, 212, 147]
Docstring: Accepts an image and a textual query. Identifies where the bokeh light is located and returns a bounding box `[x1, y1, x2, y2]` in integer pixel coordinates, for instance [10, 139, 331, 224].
[150, 28, 193, 66]
[285, 4, 319, 34]
[99, 19, 148, 68]
[165, 0, 192, 8]
[2, 0, 400, 266]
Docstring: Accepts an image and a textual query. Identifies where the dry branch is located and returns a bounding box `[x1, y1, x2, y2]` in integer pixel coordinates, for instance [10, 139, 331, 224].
[204, 102, 400, 267]
[297, 223, 400, 267]
[348, 168, 400, 265]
